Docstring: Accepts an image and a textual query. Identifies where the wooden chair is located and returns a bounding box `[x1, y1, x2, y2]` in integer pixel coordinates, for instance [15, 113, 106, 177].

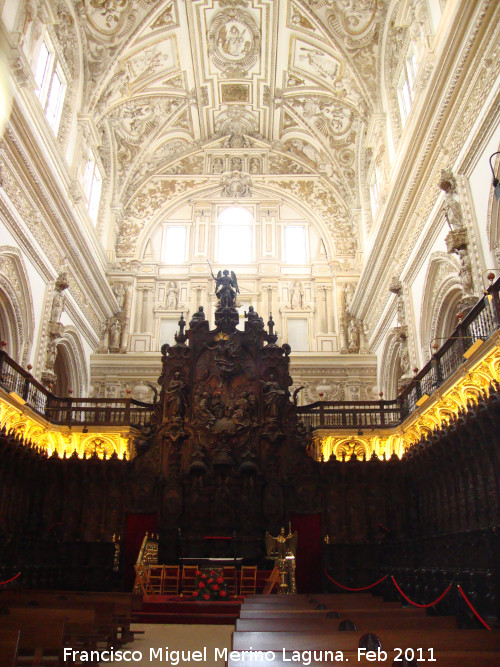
[145, 564, 164, 596]
[181, 565, 198, 595]
[162, 565, 180, 595]
[223, 565, 237, 597]
[262, 566, 280, 594]
[240, 565, 257, 596]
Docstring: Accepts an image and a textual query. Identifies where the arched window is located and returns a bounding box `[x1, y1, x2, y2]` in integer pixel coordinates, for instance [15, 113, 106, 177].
[217, 206, 253, 264]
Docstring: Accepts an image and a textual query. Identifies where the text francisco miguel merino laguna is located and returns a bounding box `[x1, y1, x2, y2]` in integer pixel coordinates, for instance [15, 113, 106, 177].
[64, 646, 420, 664]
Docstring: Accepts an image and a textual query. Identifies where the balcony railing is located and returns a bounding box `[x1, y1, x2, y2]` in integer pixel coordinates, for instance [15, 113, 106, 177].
[0, 351, 154, 427]
[298, 277, 500, 431]
[1, 278, 499, 431]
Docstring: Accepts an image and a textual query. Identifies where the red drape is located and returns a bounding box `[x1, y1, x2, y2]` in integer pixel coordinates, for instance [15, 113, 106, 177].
[123, 512, 157, 591]
[290, 514, 322, 593]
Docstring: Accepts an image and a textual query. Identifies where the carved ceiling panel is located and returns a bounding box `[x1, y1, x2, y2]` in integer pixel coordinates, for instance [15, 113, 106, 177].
[61, 0, 388, 261]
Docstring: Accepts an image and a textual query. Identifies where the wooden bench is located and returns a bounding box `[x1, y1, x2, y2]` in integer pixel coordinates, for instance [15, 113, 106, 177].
[231, 628, 500, 652]
[242, 595, 402, 610]
[227, 650, 500, 667]
[2, 615, 67, 666]
[0, 630, 19, 667]
[235, 614, 456, 632]
[239, 606, 429, 618]
[0, 590, 138, 644]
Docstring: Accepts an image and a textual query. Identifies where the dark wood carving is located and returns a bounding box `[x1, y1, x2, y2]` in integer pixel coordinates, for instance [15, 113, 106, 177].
[132, 276, 318, 560]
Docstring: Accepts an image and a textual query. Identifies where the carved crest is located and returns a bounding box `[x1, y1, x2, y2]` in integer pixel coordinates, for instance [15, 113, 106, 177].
[208, 9, 260, 77]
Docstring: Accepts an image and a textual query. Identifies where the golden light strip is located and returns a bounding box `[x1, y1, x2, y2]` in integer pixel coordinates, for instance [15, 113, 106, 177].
[315, 336, 500, 462]
[0, 390, 133, 459]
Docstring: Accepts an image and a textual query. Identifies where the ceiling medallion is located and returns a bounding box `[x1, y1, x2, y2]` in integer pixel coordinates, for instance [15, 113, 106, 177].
[208, 9, 260, 78]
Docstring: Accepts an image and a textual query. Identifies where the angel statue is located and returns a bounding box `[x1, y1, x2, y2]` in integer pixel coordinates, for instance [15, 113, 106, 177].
[210, 266, 240, 308]
[265, 527, 298, 594]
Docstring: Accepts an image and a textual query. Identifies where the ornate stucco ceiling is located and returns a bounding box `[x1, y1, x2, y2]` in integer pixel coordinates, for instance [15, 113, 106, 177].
[72, 0, 386, 264]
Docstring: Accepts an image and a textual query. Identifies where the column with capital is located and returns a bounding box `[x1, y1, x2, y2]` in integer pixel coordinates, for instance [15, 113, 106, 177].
[134, 286, 145, 332]
[318, 285, 328, 333]
[142, 285, 155, 334]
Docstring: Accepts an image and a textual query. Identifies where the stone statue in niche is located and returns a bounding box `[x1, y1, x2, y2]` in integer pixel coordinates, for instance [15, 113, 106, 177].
[399, 335, 411, 377]
[348, 318, 360, 353]
[440, 170, 464, 231]
[212, 157, 224, 173]
[50, 290, 65, 324]
[290, 281, 304, 309]
[343, 283, 356, 312]
[211, 268, 239, 307]
[112, 283, 126, 310]
[50, 272, 69, 323]
[45, 340, 57, 371]
[457, 247, 474, 295]
[108, 314, 122, 352]
[166, 282, 179, 310]
[249, 157, 261, 174]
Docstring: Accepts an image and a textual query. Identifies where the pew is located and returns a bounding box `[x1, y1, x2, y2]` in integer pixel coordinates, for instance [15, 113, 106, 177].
[0, 630, 19, 667]
[227, 650, 500, 667]
[235, 614, 456, 631]
[0, 590, 139, 643]
[3, 615, 67, 665]
[231, 628, 500, 652]
[242, 594, 402, 610]
[239, 607, 428, 619]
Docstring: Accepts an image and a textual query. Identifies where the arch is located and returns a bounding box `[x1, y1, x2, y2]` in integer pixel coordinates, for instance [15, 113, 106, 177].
[380, 329, 404, 400]
[53, 327, 89, 396]
[419, 252, 462, 360]
[131, 177, 340, 265]
[0, 246, 35, 364]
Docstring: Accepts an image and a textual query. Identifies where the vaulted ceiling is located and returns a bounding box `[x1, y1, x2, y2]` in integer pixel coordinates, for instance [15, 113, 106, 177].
[71, 0, 388, 264]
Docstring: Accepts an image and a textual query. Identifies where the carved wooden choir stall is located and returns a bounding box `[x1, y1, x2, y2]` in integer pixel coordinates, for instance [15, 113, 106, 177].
[129, 269, 318, 563]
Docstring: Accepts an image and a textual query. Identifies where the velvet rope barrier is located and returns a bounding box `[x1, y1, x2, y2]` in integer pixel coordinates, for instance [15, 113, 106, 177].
[325, 570, 388, 591]
[0, 572, 20, 586]
[391, 576, 451, 608]
[458, 585, 492, 630]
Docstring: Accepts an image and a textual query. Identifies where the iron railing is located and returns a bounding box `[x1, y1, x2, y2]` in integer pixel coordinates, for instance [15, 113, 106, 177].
[0, 350, 154, 427]
[298, 277, 500, 430]
[1, 278, 499, 431]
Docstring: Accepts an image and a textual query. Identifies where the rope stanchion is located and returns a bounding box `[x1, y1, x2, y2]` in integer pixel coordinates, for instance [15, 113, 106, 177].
[325, 570, 388, 591]
[391, 576, 451, 608]
[0, 572, 20, 586]
[458, 585, 492, 630]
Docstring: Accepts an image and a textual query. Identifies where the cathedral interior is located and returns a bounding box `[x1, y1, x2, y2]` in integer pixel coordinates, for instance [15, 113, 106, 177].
[0, 0, 500, 627]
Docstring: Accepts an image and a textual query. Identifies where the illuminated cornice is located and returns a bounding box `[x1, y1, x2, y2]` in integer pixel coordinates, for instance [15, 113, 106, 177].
[315, 334, 500, 461]
[0, 389, 133, 459]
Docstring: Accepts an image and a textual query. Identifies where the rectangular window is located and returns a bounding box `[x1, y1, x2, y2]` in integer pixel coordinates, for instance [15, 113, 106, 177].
[34, 41, 52, 100]
[218, 225, 252, 264]
[88, 168, 102, 223]
[83, 157, 95, 199]
[32, 36, 66, 135]
[160, 318, 180, 345]
[45, 67, 65, 133]
[285, 226, 306, 264]
[161, 226, 187, 264]
[370, 163, 382, 218]
[287, 318, 309, 351]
